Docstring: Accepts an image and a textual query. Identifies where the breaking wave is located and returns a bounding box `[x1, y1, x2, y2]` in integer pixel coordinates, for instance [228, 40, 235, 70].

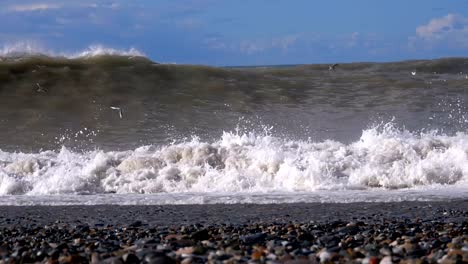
[1, 123, 467, 196]
[1, 48, 468, 203]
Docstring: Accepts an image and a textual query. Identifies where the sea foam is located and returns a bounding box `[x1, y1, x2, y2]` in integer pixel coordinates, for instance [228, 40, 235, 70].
[0, 123, 467, 197]
[0, 42, 144, 58]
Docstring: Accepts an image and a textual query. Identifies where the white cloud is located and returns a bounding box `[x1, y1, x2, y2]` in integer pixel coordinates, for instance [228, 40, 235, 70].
[239, 40, 266, 54]
[347, 32, 360, 47]
[87, 2, 120, 10]
[7, 2, 123, 12]
[84, 3, 99, 8]
[412, 13, 468, 49]
[203, 36, 227, 50]
[8, 3, 61, 12]
[205, 34, 302, 55]
[416, 14, 467, 39]
[238, 35, 300, 55]
[271, 35, 300, 51]
[175, 17, 203, 30]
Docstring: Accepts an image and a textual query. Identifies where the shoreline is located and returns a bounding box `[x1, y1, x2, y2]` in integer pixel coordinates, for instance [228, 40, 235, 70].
[0, 200, 467, 227]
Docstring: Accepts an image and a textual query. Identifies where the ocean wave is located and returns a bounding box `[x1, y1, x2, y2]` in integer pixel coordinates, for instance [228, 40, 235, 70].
[0, 52, 466, 108]
[0, 123, 467, 195]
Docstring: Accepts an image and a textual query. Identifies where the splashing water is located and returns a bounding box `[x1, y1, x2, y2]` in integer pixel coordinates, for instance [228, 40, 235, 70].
[0, 123, 467, 203]
[0, 42, 144, 58]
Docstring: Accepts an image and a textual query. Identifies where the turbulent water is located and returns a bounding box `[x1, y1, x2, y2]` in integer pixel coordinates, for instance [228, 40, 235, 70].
[1, 49, 468, 204]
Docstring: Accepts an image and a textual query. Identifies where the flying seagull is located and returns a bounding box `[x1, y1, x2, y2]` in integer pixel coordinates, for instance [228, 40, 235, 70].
[411, 71, 416, 76]
[110, 106, 123, 119]
[35, 83, 47, 93]
[329, 64, 339, 71]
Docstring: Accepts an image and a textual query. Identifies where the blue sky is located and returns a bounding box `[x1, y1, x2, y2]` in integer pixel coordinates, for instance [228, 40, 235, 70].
[1, 0, 468, 65]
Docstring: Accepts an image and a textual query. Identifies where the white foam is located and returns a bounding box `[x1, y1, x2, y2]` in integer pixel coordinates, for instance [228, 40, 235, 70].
[0, 123, 468, 204]
[69, 45, 144, 58]
[0, 42, 46, 57]
[0, 42, 145, 58]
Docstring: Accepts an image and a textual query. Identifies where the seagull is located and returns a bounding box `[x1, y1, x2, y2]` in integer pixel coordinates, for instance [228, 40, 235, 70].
[35, 83, 47, 93]
[411, 71, 416, 76]
[110, 106, 123, 119]
[329, 63, 339, 71]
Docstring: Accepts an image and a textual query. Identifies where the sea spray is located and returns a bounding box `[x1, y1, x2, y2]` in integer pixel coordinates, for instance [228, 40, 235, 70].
[1, 123, 467, 196]
[0, 42, 144, 58]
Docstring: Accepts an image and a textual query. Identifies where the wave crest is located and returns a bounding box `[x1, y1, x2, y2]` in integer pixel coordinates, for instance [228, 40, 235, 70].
[0, 42, 145, 58]
[69, 45, 145, 58]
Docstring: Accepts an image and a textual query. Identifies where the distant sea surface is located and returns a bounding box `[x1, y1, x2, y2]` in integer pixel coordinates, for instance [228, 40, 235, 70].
[1, 51, 468, 205]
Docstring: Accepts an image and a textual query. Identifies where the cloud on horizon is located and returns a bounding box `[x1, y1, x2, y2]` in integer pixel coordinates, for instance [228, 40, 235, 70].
[202, 33, 303, 55]
[411, 13, 468, 50]
[7, 3, 62, 12]
[204, 32, 387, 58]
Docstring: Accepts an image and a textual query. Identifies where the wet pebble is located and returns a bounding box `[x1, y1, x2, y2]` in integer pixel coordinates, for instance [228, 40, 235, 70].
[0, 217, 466, 263]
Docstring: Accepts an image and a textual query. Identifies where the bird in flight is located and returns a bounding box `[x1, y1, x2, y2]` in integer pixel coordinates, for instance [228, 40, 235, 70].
[35, 83, 47, 93]
[110, 106, 123, 119]
[329, 64, 339, 71]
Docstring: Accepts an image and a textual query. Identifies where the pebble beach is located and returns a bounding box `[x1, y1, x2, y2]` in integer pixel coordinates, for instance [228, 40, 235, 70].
[0, 201, 467, 263]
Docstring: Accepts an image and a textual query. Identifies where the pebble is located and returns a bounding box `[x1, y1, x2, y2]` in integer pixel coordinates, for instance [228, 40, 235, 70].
[0, 218, 465, 263]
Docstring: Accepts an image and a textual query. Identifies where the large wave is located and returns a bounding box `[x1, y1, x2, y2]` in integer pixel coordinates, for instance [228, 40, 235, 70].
[1, 123, 467, 195]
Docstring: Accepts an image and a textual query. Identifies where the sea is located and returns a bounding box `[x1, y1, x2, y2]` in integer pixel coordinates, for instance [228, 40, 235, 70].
[1, 46, 468, 205]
